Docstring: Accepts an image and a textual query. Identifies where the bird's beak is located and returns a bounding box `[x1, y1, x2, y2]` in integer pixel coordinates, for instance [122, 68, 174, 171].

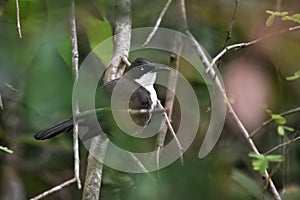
[152, 65, 170, 72]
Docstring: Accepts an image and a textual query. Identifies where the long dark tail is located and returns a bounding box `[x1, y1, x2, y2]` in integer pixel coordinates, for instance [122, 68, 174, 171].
[34, 118, 74, 140]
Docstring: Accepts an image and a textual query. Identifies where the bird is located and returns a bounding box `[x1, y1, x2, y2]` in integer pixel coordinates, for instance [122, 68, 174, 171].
[33, 58, 169, 141]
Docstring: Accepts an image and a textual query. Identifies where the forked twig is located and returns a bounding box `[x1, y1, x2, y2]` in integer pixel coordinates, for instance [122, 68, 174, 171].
[206, 25, 300, 74]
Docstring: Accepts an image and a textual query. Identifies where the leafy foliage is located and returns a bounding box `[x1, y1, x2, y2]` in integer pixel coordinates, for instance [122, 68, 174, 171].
[266, 10, 300, 27]
[248, 152, 284, 175]
[265, 109, 295, 136]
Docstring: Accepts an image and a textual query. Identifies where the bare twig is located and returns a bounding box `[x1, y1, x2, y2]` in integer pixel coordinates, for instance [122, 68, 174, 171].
[222, 0, 239, 48]
[143, 0, 173, 46]
[264, 136, 300, 155]
[157, 101, 184, 160]
[15, 0, 22, 38]
[250, 107, 300, 137]
[179, 0, 281, 199]
[30, 178, 77, 200]
[70, 0, 81, 190]
[0, 93, 3, 110]
[206, 25, 300, 74]
[156, 54, 181, 168]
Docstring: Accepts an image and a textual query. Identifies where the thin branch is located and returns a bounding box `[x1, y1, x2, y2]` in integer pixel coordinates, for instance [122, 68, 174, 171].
[30, 178, 77, 200]
[0, 93, 3, 110]
[222, 0, 239, 48]
[250, 107, 300, 137]
[70, 0, 81, 189]
[157, 101, 184, 160]
[156, 54, 181, 168]
[15, 0, 22, 38]
[143, 0, 173, 46]
[206, 25, 300, 74]
[179, 1, 281, 199]
[264, 136, 300, 155]
[179, 0, 187, 29]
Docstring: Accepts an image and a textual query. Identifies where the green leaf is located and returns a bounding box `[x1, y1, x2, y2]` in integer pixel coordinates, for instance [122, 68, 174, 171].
[266, 15, 275, 27]
[277, 125, 285, 136]
[266, 10, 275, 15]
[265, 155, 284, 162]
[283, 126, 294, 132]
[252, 157, 268, 175]
[271, 114, 286, 125]
[0, 146, 14, 154]
[286, 70, 300, 81]
[77, 8, 113, 66]
[248, 152, 284, 175]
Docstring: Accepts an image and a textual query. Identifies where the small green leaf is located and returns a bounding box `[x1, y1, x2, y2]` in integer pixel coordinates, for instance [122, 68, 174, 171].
[266, 15, 275, 27]
[283, 126, 294, 132]
[265, 154, 284, 162]
[286, 70, 300, 81]
[248, 152, 284, 175]
[252, 157, 268, 175]
[277, 125, 285, 136]
[266, 10, 275, 15]
[0, 146, 14, 154]
[271, 114, 286, 125]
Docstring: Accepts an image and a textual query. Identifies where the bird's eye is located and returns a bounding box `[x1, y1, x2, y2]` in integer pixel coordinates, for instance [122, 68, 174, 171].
[141, 67, 144, 71]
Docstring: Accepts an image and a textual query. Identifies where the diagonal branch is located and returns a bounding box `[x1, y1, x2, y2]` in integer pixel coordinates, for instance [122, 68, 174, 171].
[179, 0, 281, 199]
[15, 0, 22, 38]
[30, 178, 77, 200]
[143, 0, 173, 46]
[250, 106, 300, 137]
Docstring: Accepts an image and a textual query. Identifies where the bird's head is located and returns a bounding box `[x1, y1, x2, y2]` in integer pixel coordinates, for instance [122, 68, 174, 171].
[125, 58, 170, 88]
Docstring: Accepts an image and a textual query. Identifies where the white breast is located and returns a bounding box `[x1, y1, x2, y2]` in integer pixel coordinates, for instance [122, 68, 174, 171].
[134, 72, 158, 108]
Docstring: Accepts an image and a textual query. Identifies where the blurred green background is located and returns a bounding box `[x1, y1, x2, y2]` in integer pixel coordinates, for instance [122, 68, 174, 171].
[1, 0, 300, 199]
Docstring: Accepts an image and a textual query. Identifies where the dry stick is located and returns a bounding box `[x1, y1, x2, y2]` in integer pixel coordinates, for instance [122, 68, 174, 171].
[0, 93, 3, 110]
[206, 25, 300, 74]
[143, 0, 173, 46]
[250, 107, 300, 138]
[179, 1, 281, 199]
[70, 1, 81, 189]
[30, 178, 77, 200]
[222, 0, 239, 48]
[158, 101, 184, 155]
[156, 54, 181, 168]
[82, 0, 132, 199]
[264, 136, 300, 156]
[15, 0, 22, 38]
[189, 32, 281, 200]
